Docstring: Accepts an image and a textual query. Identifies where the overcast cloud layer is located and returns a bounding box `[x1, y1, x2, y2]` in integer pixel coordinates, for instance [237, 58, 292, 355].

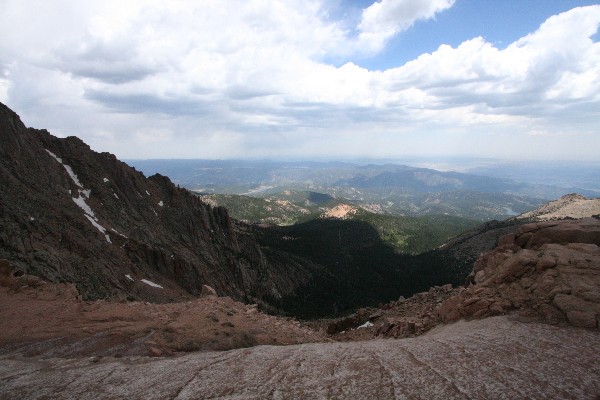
[0, 0, 599, 160]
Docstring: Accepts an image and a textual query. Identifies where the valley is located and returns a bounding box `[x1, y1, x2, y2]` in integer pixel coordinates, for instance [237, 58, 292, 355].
[1, 101, 600, 399]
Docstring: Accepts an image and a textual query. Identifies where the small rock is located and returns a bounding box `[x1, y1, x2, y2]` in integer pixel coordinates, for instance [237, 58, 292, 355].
[149, 347, 163, 357]
[565, 311, 597, 329]
[368, 310, 383, 320]
[200, 285, 218, 298]
[474, 270, 486, 284]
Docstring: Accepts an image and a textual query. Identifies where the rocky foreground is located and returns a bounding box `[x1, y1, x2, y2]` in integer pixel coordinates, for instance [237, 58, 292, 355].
[1, 316, 599, 399]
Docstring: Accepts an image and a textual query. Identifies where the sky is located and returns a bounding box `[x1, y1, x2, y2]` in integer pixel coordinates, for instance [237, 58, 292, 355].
[0, 0, 599, 161]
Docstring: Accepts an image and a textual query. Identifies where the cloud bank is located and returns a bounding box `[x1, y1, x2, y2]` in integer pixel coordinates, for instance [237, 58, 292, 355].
[0, 1, 598, 160]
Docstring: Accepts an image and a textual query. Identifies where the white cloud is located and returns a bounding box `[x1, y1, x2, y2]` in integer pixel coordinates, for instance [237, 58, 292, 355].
[0, 1, 598, 160]
[358, 0, 455, 52]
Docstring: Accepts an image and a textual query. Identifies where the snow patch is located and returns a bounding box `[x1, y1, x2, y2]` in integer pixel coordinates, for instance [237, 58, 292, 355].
[62, 164, 83, 188]
[46, 148, 112, 244]
[158, 201, 164, 207]
[103, 178, 109, 183]
[125, 274, 134, 282]
[113, 192, 119, 199]
[84, 215, 111, 243]
[73, 195, 96, 218]
[141, 279, 163, 289]
[29, 217, 35, 221]
[146, 190, 151, 196]
[45, 149, 62, 163]
[45, 149, 82, 188]
[357, 321, 373, 329]
[111, 228, 127, 238]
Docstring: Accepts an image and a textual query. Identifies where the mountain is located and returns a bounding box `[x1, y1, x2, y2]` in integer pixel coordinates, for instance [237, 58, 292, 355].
[1, 105, 600, 399]
[0, 102, 326, 310]
[198, 191, 340, 226]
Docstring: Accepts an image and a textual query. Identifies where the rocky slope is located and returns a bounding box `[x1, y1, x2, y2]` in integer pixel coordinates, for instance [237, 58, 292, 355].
[0, 102, 328, 310]
[2, 145, 600, 398]
[412, 193, 600, 289]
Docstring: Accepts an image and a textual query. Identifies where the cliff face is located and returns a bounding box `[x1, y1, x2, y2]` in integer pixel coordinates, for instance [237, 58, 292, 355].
[0, 102, 317, 307]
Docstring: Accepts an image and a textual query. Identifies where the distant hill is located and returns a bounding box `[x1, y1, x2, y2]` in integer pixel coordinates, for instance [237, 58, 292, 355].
[513, 193, 600, 221]
[200, 192, 478, 254]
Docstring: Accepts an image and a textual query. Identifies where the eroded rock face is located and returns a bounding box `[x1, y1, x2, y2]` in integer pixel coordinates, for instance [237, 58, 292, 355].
[437, 218, 600, 329]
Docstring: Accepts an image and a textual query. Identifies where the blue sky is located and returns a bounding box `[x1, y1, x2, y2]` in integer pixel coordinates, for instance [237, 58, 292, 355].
[358, 0, 600, 69]
[0, 0, 599, 161]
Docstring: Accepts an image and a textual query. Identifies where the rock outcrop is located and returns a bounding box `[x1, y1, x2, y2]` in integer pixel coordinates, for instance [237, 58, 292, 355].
[437, 218, 600, 329]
